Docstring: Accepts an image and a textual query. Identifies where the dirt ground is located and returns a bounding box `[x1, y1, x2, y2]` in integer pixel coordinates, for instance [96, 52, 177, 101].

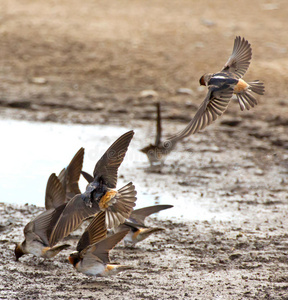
[1, 0, 288, 299]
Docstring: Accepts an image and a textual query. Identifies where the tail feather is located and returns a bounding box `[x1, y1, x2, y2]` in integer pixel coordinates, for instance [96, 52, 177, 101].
[47, 244, 70, 258]
[236, 80, 265, 111]
[249, 80, 265, 95]
[105, 182, 137, 229]
[105, 264, 132, 275]
[136, 227, 165, 242]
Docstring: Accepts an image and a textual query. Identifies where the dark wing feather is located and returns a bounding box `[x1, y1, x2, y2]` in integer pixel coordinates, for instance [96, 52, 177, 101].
[64, 147, 84, 197]
[85, 230, 129, 263]
[25, 204, 66, 246]
[45, 173, 66, 210]
[221, 36, 252, 79]
[167, 86, 234, 140]
[58, 148, 84, 200]
[129, 204, 173, 226]
[93, 131, 134, 188]
[49, 195, 99, 246]
[81, 170, 94, 183]
[76, 211, 107, 253]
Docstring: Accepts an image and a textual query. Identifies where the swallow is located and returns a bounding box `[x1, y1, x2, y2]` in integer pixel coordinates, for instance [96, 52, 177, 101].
[115, 204, 173, 246]
[140, 103, 183, 167]
[49, 130, 137, 247]
[15, 204, 70, 261]
[69, 211, 131, 276]
[45, 147, 84, 210]
[169, 36, 265, 139]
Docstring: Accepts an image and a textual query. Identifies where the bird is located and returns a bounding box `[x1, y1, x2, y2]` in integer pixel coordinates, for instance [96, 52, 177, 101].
[68, 211, 131, 276]
[14, 204, 70, 261]
[170, 36, 265, 139]
[49, 130, 137, 247]
[140, 102, 183, 168]
[45, 147, 84, 210]
[114, 204, 173, 246]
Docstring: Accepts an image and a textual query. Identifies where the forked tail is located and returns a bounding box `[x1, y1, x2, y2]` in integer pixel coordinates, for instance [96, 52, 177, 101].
[236, 80, 265, 111]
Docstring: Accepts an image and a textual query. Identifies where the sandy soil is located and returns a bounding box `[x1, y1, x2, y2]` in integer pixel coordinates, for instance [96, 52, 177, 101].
[1, 0, 288, 299]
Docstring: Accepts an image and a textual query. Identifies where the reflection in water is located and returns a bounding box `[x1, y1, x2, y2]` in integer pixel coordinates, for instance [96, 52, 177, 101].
[0, 119, 235, 222]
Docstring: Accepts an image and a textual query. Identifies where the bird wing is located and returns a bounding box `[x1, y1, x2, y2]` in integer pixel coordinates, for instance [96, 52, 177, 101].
[221, 36, 252, 79]
[81, 170, 94, 183]
[83, 230, 129, 263]
[76, 211, 107, 253]
[93, 131, 134, 188]
[129, 204, 173, 226]
[167, 85, 234, 140]
[49, 194, 98, 246]
[45, 173, 66, 210]
[25, 204, 66, 246]
[58, 147, 84, 199]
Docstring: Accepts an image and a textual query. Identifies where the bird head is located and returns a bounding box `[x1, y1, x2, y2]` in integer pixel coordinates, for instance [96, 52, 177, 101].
[14, 243, 24, 261]
[68, 251, 81, 267]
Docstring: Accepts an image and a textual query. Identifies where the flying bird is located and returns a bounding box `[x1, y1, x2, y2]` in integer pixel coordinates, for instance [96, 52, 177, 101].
[68, 211, 131, 276]
[169, 36, 265, 139]
[115, 204, 173, 246]
[45, 147, 84, 210]
[49, 131, 137, 247]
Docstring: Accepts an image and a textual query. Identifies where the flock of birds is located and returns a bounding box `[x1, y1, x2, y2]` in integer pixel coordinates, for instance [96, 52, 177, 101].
[14, 36, 265, 277]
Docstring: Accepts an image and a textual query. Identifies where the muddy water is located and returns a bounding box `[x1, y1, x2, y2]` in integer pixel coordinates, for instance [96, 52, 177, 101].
[0, 118, 244, 222]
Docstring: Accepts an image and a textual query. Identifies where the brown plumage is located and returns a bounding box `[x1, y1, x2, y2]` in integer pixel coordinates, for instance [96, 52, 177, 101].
[45, 147, 84, 210]
[15, 204, 70, 261]
[49, 131, 137, 247]
[169, 36, 264, 140]
[115, 204, 173, 246]
[69, 211, 130, 276]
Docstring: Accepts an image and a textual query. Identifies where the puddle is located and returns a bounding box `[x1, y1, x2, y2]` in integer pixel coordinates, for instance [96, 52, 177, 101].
[0, 118, 238, 222]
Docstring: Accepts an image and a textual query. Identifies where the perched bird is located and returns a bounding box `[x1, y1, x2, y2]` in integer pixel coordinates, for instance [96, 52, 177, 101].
[45, 147, 84, 210]
[69, 211, 131, 276]
[115, 204, 173, 246]
[49, 131, 137, 247]
[140, 102, 183, 167]
[171, 36, 264, 139]
[14, 205, 70, 261]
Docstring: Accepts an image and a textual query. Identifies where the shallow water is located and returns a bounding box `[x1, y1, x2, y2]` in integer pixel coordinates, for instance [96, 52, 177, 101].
[0, 118, 237, 222]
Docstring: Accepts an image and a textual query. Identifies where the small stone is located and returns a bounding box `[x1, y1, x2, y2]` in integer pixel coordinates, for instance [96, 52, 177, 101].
[139, 90, 158, 98]
[254, 169, 264, 176]
[176, 88, 194, 95]
[201, 18, 216, 27]
[30, 77, 47, 84]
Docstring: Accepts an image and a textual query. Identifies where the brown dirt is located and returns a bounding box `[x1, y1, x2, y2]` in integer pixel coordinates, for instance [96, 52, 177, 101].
[1, 0, 288, 299]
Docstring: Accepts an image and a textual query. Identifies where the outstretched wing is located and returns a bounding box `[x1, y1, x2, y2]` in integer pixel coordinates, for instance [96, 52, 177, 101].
[167, 85, 234, 140]
[25, 204, 66, 246]
[76, 211, 107, 253]
[58, 147, 84, 199]
[129, 204, 173, 226]
[93, 131, 134, 188]
[45, 173, 66, 210]
[221, 36, 252, 79]
[84, 230, 129, 263]
[49, 194, 99, 246]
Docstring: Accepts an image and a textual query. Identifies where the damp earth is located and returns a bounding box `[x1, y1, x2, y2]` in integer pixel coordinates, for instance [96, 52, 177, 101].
[1, 0, 288, 299]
